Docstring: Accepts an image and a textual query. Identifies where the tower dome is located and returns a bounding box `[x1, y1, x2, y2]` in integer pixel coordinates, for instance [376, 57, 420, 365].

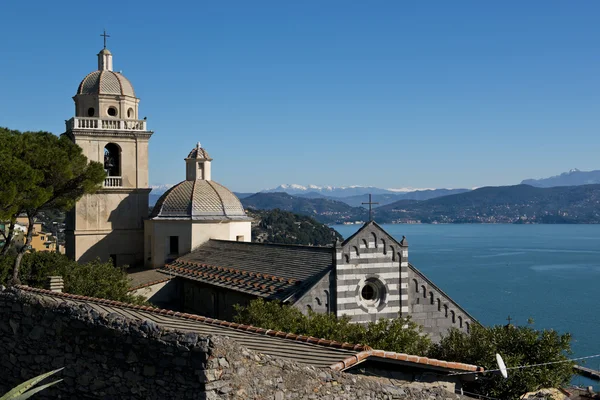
[77, 70, 135, 97]
[150, 143, 250, 221]
[72, 44, 141, 120]
[150, 180, 248, 220]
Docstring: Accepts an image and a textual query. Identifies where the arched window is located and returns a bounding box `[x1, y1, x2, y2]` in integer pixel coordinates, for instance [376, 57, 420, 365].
[381, 239, 386, 254]
[458, 316, 463, 328]
[107, 106, 118, 117]
[127, 108, 134, 118]
[413, 279, 419, 292]
[104, 143, 121, 176]
[352, 246, 359, 257]
[87, 107, 95, 117]
[451, 310, 456, 324]
[421, 285, 427, 298]
[371, 233, 377, 247]
[362, 239, 368, 248]
[344, 254, 350, 263]
[315, 297, 322, 306]
[465, 322, 470, 333]
[437, 298, 441, 311]
[390, 246, 395, 261]
[429, 292, 434, 305]
[324, 290, 330, 313]
[444, 304, 448, 317]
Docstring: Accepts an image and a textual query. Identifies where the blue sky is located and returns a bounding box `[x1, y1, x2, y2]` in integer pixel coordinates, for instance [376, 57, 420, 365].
[1, 1, 598, 192]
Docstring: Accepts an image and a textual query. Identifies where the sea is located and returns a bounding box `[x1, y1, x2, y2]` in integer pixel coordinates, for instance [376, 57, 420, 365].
[332, 223, 600, 390]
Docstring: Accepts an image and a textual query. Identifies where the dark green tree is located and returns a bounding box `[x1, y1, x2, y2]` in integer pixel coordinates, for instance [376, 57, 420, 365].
[428, 322, 573, 399]
[0, 130, 105, 284]
[0, 128, 44, 255]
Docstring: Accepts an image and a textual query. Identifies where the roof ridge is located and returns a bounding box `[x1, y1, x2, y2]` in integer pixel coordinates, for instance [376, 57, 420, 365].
[206, 180, 227, 217]
[329, 350, 483, 373]
[209, 239, 335, 252]
[14, 285, 367, 352]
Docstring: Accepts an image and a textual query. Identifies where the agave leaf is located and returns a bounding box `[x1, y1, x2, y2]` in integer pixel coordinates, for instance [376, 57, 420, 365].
[11, 380, 63, 400]
[0, 368, 63, 400]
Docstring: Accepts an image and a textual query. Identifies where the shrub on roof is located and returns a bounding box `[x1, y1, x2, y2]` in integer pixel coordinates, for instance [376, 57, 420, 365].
[233, 298, 431, 355]
[429, 322, 574, 399]
[0, 252, 145, 304]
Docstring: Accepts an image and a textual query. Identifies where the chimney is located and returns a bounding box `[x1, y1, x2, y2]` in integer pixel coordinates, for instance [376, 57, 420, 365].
[46, 276, 64, 293]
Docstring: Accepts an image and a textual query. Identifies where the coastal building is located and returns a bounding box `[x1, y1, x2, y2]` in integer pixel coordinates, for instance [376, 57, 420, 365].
[66, 41, 476, 341]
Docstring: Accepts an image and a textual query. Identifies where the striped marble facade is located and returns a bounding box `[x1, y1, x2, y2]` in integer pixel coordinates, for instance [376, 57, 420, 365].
[334, 222, 408, 323]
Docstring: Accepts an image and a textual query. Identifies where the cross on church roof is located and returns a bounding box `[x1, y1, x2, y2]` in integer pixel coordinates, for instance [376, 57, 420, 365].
[100, 29, 110, 49]
[506, 315, 513, 325]
[362, 194, 379, 221]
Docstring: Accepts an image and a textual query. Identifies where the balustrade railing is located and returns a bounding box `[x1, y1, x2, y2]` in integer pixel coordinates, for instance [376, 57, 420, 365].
[104, 176, 122, 187]
[66, 117, 147, 131]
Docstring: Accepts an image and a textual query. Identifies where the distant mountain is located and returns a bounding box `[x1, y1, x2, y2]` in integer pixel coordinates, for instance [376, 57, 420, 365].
[339, 189, 471, 207]
[375, 184, 600, 224]
[241, 192, 367, 224]
[262, 184, 432, 198]
[233, 192, 255, 199]
[521, 169, 600, 188]
[150, 184, 175, 194]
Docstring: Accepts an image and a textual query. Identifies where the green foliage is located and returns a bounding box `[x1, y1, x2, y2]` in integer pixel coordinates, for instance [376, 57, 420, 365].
[234, 298, 430, 355]
[0, 368, 63, 400]
[0, 128, 105, 284]
[0, 252, 145, 304]
[428, 323, 574, 399]
[248, 209, 343, 246]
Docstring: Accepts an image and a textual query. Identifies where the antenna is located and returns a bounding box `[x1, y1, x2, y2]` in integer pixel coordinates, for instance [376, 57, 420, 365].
[496, 353, 508, 379]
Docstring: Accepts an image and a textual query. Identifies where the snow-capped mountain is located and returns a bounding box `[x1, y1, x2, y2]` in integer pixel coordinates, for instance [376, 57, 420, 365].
[150, 184, 175, 195]
[262, 184, 399, 197]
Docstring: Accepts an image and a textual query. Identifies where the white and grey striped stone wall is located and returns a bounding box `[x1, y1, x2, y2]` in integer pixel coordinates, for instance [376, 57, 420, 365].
[334, 222, 408, 324]
[407, 265, 475, 342]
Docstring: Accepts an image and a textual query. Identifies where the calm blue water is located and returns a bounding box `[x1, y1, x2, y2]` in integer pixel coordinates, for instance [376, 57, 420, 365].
[333, 224, 600, 389]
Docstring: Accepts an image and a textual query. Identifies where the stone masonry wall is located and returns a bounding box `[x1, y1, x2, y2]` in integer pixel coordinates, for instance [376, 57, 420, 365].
[0, 286, 468, 399]
[0, 287, 210, 399]
[407, 265, 475, 342]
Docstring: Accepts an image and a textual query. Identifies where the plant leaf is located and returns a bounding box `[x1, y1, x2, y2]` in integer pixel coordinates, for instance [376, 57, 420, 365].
[12, 380, 63, 400]
[0, 368, 63, 400]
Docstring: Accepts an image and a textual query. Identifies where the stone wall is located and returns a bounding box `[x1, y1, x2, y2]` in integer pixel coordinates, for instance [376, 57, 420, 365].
[0, 286, 468, 399]
[294, 272, 334, 314]
[407, 265, 475, 342]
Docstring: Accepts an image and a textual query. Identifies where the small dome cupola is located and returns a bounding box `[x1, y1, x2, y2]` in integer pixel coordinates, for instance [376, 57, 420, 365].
[98, 48, 113, 71]
[185, 142, 213, 181]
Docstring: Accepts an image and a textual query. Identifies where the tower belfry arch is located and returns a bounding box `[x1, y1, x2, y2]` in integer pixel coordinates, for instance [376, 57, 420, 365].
[64, 40, 153, 267]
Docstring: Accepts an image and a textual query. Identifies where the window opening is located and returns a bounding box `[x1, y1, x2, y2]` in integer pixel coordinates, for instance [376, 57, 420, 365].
[169, 236, 179, 255]
[104, 143, 121, 176]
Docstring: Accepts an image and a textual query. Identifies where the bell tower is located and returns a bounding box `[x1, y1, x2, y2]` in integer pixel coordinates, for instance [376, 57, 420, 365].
[65, 38, 153, 267]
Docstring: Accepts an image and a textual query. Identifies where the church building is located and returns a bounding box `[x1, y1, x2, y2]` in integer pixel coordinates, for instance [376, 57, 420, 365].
[66, 42, 477, 342]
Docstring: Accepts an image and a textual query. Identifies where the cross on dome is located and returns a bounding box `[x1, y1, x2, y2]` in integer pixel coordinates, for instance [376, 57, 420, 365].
[100, 29, 110, 49]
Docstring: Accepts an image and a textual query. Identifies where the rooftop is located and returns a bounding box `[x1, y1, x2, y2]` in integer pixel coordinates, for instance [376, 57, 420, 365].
[14, 285, 484, 374]
[162, 239, 334, 301]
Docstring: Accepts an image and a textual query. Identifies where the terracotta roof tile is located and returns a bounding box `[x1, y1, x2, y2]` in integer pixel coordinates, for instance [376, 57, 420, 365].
[13, 285, 483, 374]
[161, 239, 333, 302]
